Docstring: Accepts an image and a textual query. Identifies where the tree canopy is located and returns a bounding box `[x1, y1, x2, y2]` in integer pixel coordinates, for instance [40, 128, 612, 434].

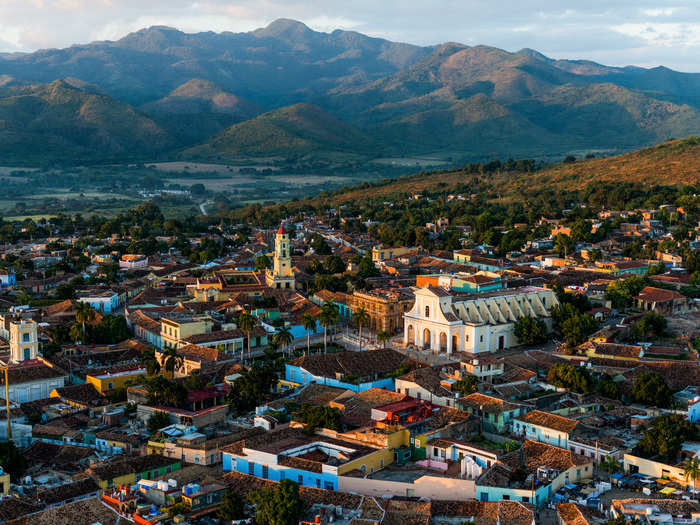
[547, 362, 592, 393]
[632, 371, 673, 408]
[634, 414, 699, 463]
[249, 479, 306, 525]
[513, 316, 548, 345]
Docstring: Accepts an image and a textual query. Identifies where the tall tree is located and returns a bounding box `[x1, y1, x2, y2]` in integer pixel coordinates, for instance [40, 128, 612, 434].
[302, 313, 316, 356]
[684, 457, 700, 493]
[376, 330, 390, 349]
[238, 311, 258, 360]
[273, 326, 293, 358]
[74, 301, 96, 339]
[317, 303, 338, 354]
[160, 347, 183, 379]
[141, 347, 161, 376]
[601, 456, 621, 475]
[353, 307, 370, 351]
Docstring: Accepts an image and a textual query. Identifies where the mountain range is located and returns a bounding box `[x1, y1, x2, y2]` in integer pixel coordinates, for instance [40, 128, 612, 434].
[1, 19, 700, 164]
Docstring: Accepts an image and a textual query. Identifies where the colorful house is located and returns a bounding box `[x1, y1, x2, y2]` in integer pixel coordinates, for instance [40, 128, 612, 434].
[512, 410, 580, 449]
[285, 349, 408, 393]
[459, 393, 524, 433]
[76, 290, 120, 313]
[476, 440, 593, 506]
[221, 427, 403, 491]
[88, 455, 181, 490]
[86, 368, 147, 394]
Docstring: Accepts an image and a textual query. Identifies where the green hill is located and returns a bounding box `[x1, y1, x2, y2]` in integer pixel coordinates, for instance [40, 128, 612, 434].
[0, 80, 175, 163]
[140, 79, 263, 145]
[324, 44, 700, 158]
[267, 137, 700, 208]
[183, 103, 374, 159]
[1, 21, 700, 163]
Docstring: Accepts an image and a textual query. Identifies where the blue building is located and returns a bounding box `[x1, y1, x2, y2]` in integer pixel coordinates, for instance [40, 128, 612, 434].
[77, 290, 120, 314]
[221, 427, 394, 491]
[284, 348, 408, 393]
[0, 270, 16, 289]
[512, 410, 580, 449]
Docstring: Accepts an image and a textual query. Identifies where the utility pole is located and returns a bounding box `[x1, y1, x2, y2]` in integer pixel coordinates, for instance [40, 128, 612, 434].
[2, 363, 10, 440]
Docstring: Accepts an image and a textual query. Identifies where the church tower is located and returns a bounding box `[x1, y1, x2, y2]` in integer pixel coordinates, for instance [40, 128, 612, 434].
[266, 224, 296, 290]
[10, 319, 38, 363]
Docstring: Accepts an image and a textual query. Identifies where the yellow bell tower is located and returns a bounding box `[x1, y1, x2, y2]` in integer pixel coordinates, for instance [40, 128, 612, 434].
[266, 224, 296, 290]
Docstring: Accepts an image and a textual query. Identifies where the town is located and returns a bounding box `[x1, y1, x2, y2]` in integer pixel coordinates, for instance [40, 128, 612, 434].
[0, 192, 697, 525]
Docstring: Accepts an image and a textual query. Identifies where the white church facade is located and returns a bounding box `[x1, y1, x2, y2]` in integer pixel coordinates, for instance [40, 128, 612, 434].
[403, 286, 558, 354]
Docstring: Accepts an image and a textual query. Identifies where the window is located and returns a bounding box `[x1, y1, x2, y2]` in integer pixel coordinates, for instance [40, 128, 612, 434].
[465, 334, 469, 342]
[480, 335, 483, 342]
[298, 474, 303, 483]
[324, 482, 334, 490]
[522, 496, 529, 503]
[22, 333, 29, 342]
[108, 382, 114, 391]
[433, 447, 439, 457]
[425, 305, 430, 317]
[248, 462, 255, 475]
[360, 465, 366, 473]
[316, 478, 321, 488]
[502, 495, 510, 500]
[262, 465, 269, 479]
[380, 459, 384, 468]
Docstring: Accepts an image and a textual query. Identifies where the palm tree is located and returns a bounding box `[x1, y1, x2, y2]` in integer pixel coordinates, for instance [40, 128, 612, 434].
[317, 303, 339, 354]
[141, 348, 161, 376]
[161, 347, 183, 378]
[684, 458, 700, 493]
[69, 322, 83, 343]
[602, 455, 621, 475]
[377, 330, 391, 349]
[74, 301, 96, 339]
[302, 313, 316, 356]
[238, 311, 258, 361]
[353, 307, 370, 351]
[273, 326, 293, 358]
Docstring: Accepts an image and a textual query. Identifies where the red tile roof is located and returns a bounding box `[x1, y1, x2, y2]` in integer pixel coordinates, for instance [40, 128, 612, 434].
[516, 410, 579, 433]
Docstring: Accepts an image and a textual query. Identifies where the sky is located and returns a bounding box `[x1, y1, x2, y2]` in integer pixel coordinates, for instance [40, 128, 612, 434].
[1, 1, 700, 72]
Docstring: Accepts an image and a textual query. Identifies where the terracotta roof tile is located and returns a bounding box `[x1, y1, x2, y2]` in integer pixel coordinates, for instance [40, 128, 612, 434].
[516, 410, 579, 433]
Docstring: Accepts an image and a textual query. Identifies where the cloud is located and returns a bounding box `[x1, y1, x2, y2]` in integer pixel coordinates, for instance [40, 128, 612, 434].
[0, 0, 699, 71]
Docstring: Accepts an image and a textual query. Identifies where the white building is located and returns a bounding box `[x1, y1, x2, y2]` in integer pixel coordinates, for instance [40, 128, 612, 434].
[403, 286, 558, 354]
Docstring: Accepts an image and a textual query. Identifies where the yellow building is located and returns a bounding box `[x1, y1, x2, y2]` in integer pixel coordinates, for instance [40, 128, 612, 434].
[86, 368, 147, 394]
[160, 315, 213, 350]
[0, 468, 10, 496]
[10, 319, 38, 363]
[88, 455, 181, 490]
[372, 245, 415, 262]
[265, 225, 295, 290]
